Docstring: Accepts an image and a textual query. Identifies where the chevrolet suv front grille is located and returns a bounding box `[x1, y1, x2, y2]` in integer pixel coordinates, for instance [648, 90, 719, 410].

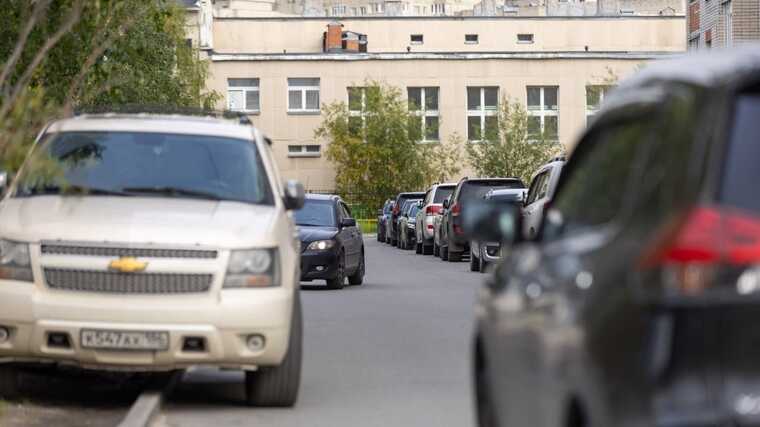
[41, 244, 218, 259]
[44, 269, 213, 294]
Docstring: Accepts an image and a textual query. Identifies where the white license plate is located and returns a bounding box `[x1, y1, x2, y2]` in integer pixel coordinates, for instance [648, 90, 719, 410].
[80, 329, 169, 351]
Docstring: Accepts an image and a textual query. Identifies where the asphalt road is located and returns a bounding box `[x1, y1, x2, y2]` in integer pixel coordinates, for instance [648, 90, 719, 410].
[161, 237, 482, 427]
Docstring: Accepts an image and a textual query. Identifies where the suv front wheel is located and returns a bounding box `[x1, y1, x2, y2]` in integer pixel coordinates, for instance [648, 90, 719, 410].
[245, 293, 303, 407]
[0, 364, 19, 400]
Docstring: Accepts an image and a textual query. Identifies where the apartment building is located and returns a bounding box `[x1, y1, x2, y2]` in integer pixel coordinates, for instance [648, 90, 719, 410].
[185, 4, 684, 189]
[687, 0, 760, 49]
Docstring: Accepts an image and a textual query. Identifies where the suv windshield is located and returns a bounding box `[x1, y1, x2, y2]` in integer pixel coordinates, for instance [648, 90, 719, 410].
[14, 131, 274, 205]
[722, 93, 760, 214]
[295, 199, 336, 227]
[460, 180, 524, 201]
[433, 186, 454, 203]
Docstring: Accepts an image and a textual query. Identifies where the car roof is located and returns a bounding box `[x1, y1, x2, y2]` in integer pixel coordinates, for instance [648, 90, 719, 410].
[45, 114, 257, 141]
[304, 193, 339, 202]
[397, 192, 425, 197]
[488, 188, 525, 196]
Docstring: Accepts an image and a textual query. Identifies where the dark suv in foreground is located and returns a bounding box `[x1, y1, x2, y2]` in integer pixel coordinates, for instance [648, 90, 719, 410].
[468, 49, 760, 427]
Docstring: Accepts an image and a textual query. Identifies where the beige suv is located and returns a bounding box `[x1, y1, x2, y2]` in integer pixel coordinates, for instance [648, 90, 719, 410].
[0, 113, 305, 406]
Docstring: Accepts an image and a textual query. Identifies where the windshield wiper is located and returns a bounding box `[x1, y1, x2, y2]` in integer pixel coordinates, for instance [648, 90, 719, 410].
[122, 186, 224, 201]
[21, 185, 132, 197]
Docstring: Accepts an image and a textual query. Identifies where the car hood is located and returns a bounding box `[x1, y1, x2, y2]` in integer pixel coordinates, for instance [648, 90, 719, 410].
[0, 196, 279, 248]
[297, 226, 338, 242]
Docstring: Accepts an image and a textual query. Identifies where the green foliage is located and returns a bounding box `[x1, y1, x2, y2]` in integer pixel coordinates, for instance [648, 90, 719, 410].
[316, 81, 433, 210]
[0, 0, 220, 171]
[465, 97, 562, 184]
[420, 133, 463, 185]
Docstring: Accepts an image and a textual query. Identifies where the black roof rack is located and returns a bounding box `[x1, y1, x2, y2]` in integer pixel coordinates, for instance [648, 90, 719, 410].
[73, 105, 253, 126]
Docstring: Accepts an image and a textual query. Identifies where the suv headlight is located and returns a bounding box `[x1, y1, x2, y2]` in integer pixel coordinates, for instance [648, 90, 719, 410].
[223, 248, 279, 288]
[0, 240, 33, 282]
[307, 240, 335, 251]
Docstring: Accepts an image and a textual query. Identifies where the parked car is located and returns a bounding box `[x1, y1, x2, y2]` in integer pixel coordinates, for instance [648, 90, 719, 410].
[432, 195, 451, 258]
[296, 194, 365, 290]
[469, 188, 525, 273]
[469, 50, 760, 427]
[439, 178, 524, 262]
[389, 192, 425, 247]
[522, 157, 565, 240]
[0, 113, 305, 406]
[377, 199, 394, 243]
[394, 198, 422, 248]
[415, 183, 456, 255]
[398, 201, 421, 250]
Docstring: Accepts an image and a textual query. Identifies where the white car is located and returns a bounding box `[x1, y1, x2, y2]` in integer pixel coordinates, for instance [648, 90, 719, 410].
[522, 157, 565, 239]
[0, 113, 305, 407]
[414, 183, 456, 255]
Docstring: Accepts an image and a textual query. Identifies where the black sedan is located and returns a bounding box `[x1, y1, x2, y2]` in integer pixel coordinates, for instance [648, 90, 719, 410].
[295, 194, 365, 289]
[467, 49, 760, 427]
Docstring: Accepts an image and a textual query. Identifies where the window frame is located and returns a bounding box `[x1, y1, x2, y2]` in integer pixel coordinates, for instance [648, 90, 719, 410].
[527, 86, 559, 141]
[287, 144, 321, 158]
[227, 78, 260, 114]
[410, 34, 424, 45]
[465, 34, 479, 44]
[517, 33, 535, 44]
[585, 85, 613, 124]
[466, 86, 499, 142]
[287, 78, 321, 114]
[408, 86, 440, 143]
[348, 86, 368, 140]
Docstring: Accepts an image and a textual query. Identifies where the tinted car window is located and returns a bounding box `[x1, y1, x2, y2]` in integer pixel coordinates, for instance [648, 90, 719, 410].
[460, 180, 524, 202]
[433, 186, 454, 203]
[409, 204, 420, 217]
[551, 118, 648, 233]
[295, 199, 336, 227]
[488, 192, 522, 203]
[16, 131, 274, 205]
[525, 172, 546, 205]
[722, 93, 760, 214]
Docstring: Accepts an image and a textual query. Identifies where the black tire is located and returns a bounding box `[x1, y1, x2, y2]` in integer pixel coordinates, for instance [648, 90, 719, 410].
[377, 227, 384, 242]
[348, 251, 365, 286]
[245, 293, 302, 407]
[423, 244, 433, 255]
[0, 364, 19, 400]
[415, 242, 423, 254]
[433, 242, 440, 257]
[441, 245, 449, 261]
[449, 250, 462, 262]
[480, 257, 488, 274]
[475, 358, 498, 427]
[326, 252, 346, 289]
[470, 251, 480, 272]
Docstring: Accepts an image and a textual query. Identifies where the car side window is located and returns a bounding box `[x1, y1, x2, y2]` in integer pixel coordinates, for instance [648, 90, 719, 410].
[526, 172, 546, 206]
[340, 202, 352, 219]
[536, 172, 551, 201]
[550, 117, 651, 235]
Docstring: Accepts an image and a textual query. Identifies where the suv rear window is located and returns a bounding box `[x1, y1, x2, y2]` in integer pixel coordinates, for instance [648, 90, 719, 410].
[459, 180, 524, 201]
[433, 186, 454, 203]
[722, 93, 760, 214]
[15, 131, 274, 205]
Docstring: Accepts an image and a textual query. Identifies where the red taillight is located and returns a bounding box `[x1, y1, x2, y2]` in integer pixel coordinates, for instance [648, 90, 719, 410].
[451, 203, 461, 217]
[393, 205, 399, 215]
[426, 205, 442, 216]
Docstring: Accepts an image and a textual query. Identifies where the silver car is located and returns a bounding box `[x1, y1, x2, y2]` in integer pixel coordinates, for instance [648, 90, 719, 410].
[469, 188, 526, 273]
[414, 183, 456, 255]
[522, 157, 565, 239]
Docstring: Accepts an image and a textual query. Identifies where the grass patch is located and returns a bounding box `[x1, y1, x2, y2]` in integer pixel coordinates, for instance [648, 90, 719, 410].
[357, 219, 377, 234]
[0, 399, 6, 417]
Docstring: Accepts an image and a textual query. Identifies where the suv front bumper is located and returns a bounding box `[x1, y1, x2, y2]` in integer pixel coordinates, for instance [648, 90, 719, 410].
[0, 280, 293, 371]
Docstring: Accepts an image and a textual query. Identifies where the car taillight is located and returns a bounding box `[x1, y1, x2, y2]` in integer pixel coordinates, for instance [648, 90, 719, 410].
[426, 205, 442, 216]
[639, 205, 760, 298]
[451, 203, 461, 217]
[393, 205, 399, 215]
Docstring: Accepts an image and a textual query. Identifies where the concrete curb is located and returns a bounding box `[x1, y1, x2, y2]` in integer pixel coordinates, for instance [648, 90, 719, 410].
[117, 372, 182, 427]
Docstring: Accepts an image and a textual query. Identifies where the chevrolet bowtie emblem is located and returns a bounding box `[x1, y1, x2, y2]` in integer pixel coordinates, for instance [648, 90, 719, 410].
[108, 257, 148, 273]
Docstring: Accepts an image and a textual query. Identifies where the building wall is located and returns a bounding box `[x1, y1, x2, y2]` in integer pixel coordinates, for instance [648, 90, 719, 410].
[687, 0, 759, 49]
[207, 57, 649, 189]
[211, 17, 686, 54]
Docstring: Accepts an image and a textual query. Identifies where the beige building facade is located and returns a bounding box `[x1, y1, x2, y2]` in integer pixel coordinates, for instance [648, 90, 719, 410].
[189, 14, 686, 190]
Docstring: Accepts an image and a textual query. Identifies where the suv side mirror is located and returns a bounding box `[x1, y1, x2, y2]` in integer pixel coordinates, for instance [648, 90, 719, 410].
[283, 180, 305, 210]
[461, 199, 522, 246]
[341, 218, 357, 228]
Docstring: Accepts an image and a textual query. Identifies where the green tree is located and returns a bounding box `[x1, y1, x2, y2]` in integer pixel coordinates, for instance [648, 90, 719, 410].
[420, 133, 463, 186]
[465, 96, 562, 184]
[0, 0, 219, 170]
[316, 81, 437, 210]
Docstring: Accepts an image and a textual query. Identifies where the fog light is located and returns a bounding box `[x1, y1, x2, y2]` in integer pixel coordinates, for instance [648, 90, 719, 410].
[182, 336, 206, 352]
[0, 327, 9, 343]
[47, 332, 71, 349]
[246, 334, 266, 352]
[315, 266, 325, 272]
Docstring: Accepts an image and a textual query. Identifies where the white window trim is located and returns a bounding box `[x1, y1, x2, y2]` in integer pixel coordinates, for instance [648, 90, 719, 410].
[527, 86, 559, 141]
[287, 145, 322, 158]
[466, 87, 499, 142]
[723, 0, 733, 47]
[348, 87, 368, 141]
[585, 85, 610, 125]
[227, 82, 260, 114]
[287, 79, 321, 114]
[409, 87, 440, 143]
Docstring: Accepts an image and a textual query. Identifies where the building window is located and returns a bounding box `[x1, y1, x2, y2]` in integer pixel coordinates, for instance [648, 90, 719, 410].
[723, 1, 733, 47]
[359, 6, 367, 15]
[287, 78, 320, 114]
[348, 87, 367, 138]
[432, 3, 446, 14]
[371, 2, 384, 13]
[517, 33, 534, 43]
[408, 87, 440, 142]
[466, 87, 499, 142]
[332, 4, 347, 15]
[410, 34, 424, 44]
[288, 145, 321, 158]
[465, 34, 479, 44]
[527, 86, 558, 141]
[227, 78, 260, 113]
[585, 85, 612, 124]
[688, 36, 699, 50]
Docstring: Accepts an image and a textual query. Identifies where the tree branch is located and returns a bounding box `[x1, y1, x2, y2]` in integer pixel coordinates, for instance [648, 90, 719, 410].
[0, 0, 52, 95]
